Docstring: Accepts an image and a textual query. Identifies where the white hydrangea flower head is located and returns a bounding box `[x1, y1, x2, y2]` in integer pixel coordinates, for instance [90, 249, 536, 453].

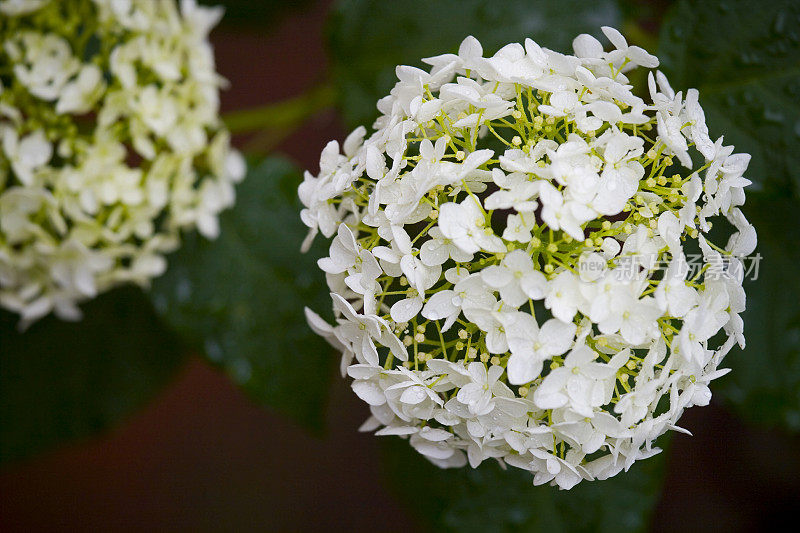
[301, 28, 756, 489]
[0, 0, 245, 324]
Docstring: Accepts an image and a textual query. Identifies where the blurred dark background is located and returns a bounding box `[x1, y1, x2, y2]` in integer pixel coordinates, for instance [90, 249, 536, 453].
[1, 1, 799, 531]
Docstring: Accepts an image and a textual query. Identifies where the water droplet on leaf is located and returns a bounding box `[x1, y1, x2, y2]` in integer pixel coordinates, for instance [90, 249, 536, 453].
[205, 339, 224, 362]
[176, 277, 192, 302]
[232, 357, 252, 382]
[764, 109, 784, 124]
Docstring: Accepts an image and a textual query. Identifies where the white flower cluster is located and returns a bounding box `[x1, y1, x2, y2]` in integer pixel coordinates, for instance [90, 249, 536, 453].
[0, 0, 245, 324]
[300, 28, 756, 489]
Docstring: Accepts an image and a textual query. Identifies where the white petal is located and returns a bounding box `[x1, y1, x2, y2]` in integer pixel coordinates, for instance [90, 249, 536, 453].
[390, 297, 423, 323]
[352, 380, 386, 406]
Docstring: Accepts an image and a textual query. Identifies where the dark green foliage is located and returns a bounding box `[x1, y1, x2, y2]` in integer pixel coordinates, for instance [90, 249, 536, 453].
[713, 193, 800, 430]
[659, 0, 800, 430]
[380, 435, 668, 532]
[150, 157, 335, 432]
[659, 0, 800, 198]
[328, 0, 622, 129]
[0, 286, 185, 463]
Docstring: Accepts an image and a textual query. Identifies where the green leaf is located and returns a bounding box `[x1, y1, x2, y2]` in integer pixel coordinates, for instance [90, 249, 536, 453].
[0, 286, 185, 463]
[714, 192, 800, 430]
[328, 0, 622, 129]
[380, 436, 667, 532]
[658, 0, 800, 198]
[150, 157, 334, 432]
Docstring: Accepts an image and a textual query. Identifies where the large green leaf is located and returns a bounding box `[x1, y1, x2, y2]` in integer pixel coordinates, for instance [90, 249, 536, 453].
[0, 286, 185, 463]
[380, 435, 667, 533]
[658, 0, 800, 197]
[714, 193, 800, 430]
[150, 157, 334, 431]
[328, 0, 622, 129]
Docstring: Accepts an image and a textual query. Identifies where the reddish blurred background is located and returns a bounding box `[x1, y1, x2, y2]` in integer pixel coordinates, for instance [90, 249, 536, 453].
[1, 2, 799, 531]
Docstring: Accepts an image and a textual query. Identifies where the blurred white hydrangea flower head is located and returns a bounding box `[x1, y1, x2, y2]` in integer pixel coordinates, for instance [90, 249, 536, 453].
[0, 0, 245, 323]
[300, 27, 756, 489]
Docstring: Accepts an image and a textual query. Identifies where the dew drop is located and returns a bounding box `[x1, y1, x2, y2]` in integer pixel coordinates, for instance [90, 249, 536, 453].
[296, 271, 313, 289]
[205, 339, 224, 362]
[764, 109, 784, 124]
[737, 52, 757, 66]
[231, 357, 252, 382]
[784, 82, 800, 99]
[176, 277, 192, 302]
[773, 10, 787, 35]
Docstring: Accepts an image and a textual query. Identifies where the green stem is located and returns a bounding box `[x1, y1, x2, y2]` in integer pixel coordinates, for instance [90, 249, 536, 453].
[222, 83, 336, 135]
